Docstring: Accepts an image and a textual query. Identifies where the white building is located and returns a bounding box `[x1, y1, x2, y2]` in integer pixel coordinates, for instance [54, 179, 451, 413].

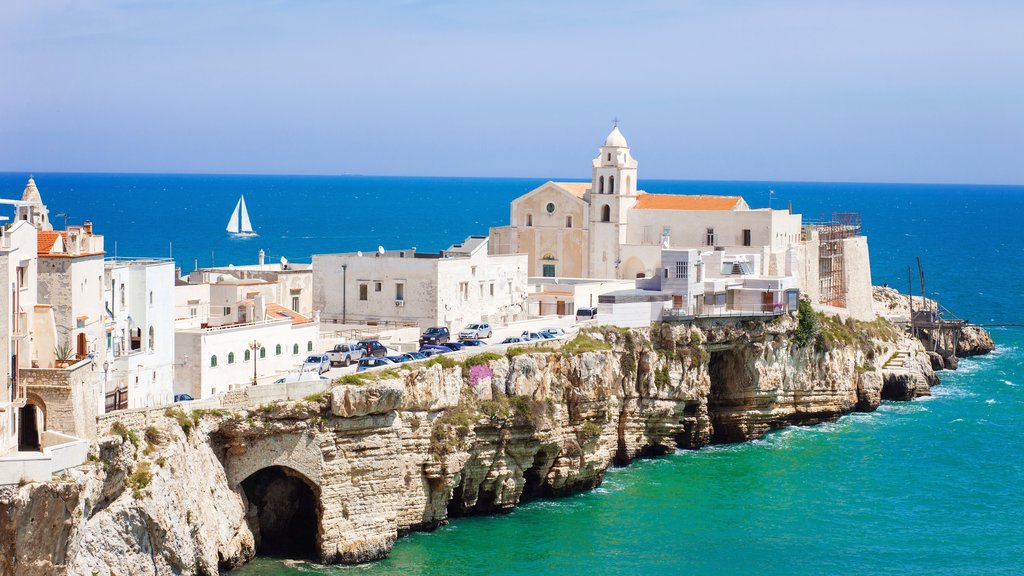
[174, 269, 320, 399]
[313, 236, 528, 330]
[0, 219, 39, 456]
[187, 253, 313, 317]
[104, 258, 176, 409]
[491, 127, 874, 320]
[527, 277, 636, 317]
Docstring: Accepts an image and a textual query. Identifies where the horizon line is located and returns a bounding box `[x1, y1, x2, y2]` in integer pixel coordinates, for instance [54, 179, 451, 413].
[0, 169, 1021, 189]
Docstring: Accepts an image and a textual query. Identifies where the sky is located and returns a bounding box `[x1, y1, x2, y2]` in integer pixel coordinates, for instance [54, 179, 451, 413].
[0, 1, 1022, 184]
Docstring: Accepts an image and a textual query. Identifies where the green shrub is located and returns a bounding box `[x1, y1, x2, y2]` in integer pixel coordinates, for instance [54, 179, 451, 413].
[425, 355, 458, 370]
[794, 298, 820, 348]
[164, 408, 193, 436]
[654, 364, 670, 387]
[580, 421, 603, 438]
[110, 421, 139, 447]
[337, 373, 370, 386]
[126, 461, 152, 499]
[562, 333, 612, 354]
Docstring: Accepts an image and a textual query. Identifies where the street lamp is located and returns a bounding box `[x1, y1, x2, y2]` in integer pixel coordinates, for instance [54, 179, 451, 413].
[248, 340, 262, 386]
[341, 263, 348, 324]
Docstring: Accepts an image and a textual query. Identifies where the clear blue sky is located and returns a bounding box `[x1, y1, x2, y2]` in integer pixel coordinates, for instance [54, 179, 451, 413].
[1, 1, 1021, 184]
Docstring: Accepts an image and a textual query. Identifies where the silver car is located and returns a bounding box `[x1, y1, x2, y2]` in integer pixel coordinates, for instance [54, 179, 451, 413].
[459, 322, 493, 339]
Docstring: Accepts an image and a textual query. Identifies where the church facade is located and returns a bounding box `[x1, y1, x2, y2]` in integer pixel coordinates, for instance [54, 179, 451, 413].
[489, 127, 804, 281]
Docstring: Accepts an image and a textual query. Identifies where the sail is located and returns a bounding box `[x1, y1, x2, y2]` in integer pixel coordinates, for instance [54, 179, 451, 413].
[239, 195, 253, 233]
[226, 198, 241, 233]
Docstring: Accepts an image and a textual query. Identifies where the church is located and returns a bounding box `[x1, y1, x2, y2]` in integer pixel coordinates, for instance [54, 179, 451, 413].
[489, 126, 805, 281]
[489, 127, 875, 320]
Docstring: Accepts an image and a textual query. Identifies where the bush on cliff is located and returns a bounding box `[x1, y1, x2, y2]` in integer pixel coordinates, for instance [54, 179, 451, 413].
[794, 298, 820, 348]
[562, 333, 612, 354]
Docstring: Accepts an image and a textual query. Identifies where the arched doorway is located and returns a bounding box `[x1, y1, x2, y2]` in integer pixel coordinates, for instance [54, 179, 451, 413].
[621, 256, 646, 280]
[240, 466, 321, 560]
[18, 404, 41, 451]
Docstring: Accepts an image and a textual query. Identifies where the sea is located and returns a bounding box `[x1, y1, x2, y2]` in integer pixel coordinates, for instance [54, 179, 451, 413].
[2, 173, 1021, 575]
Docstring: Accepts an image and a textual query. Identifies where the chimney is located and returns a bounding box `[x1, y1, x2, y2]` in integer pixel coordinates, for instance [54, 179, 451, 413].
[788, 200, 793, 215]
[83, 221, 93, 234]
[193, 257, 199, 272]
[258, 249, 265, 266]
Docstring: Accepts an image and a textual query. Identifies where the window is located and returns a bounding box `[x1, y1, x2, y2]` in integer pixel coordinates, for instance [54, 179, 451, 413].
[396, 283, 405, 300]
[601, 205, 611, 222]
[293, 343, 299, 354]
[489, 283, 494, 296]
[149, 291, 153, 305]
[609, 175, 615, 194]
[16, 266, 26, 289]
[546, 202, 555, 214]
[359, 284, 368, 300]
[120, 285, 126, 306]
[244, 349, 251, 361]
[148, 326, 155, 350]
[566, 215, 573, 228]
[374, 281, 382, 292]
[526, 214, 533, 226]
[307, 341, 314, 352]
[706, 227, 716, 246]
[598, 176, 604, 194]
[675, 261, 688, 279]
[223, 306, 231, 316]
[228, 352, 235, 364]
[259, 347, 266, 358]
[543, 264, 556, 278]
[292, 296, 300, 311]
[607, 153, 611, 162]
[210, 355, 218, 367]
[275, 344, 282, 355]
[742, 229, 751, 246]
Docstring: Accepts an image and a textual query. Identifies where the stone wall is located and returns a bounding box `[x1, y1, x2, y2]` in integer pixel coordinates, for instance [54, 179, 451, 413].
[22, 359, 101, 439]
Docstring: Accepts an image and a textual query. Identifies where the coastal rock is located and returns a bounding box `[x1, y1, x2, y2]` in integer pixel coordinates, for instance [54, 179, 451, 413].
[1, 316, 949, 573]
[958, 325, 995, 357]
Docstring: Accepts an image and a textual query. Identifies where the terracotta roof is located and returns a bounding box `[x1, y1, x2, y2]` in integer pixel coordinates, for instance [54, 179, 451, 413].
[265, 303, 312, 325]
[552, 182, 591, 198]
[633, 194, 743, 211]
[37, 231, 65, 254]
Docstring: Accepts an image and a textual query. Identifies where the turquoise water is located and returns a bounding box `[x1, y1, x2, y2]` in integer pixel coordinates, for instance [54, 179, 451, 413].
[1, 173, 1021, 574]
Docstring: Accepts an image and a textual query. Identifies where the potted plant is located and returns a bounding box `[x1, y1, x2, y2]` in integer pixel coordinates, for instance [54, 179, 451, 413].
[54, 342, 74, 368]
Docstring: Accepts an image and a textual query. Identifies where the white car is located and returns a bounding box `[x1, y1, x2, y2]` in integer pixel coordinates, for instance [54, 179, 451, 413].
[301, 354, 331, 374]
[459, 323, 493, 339]
[542, 327, 567, 338]
[273, 372, 329, 384]
[521, 331, 545, 341]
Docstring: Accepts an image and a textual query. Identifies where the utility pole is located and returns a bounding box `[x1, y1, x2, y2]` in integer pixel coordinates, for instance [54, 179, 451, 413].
[342, 263, 348, 324]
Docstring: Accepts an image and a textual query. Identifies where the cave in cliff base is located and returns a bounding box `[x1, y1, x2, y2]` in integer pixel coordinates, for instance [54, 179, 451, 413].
[707, 349, 752, 444]
[240, 466, 320, 560]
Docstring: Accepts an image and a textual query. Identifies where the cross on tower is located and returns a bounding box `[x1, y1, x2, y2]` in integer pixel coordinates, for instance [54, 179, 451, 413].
[612, 117, 620, 128]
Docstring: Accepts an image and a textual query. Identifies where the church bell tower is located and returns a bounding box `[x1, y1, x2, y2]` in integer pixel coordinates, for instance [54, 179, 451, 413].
[588, 125, 638, 279]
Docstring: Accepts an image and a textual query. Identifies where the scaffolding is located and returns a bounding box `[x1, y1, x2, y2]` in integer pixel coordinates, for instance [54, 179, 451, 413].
[816, 212, 861, 309]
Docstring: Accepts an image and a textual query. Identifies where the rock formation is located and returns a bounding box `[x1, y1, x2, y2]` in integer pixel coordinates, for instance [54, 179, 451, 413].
[0, 308, 976, 575]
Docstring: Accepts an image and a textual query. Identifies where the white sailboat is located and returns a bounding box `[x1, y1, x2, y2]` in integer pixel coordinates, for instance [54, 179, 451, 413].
[226, 195, 257, 237]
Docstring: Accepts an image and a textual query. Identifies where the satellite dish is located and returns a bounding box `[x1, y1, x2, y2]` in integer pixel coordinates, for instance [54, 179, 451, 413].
[280, 256, 288, 266]
[357, 251, 363, 257]
[378, 245, 385, 254]
[228, 264, 235, 269]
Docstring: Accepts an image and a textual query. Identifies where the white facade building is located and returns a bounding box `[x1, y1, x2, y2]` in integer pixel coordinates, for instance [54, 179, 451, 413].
[104, 258, 176, 409]
[0, 220, 39, 456]
[313, 236, 528, 330]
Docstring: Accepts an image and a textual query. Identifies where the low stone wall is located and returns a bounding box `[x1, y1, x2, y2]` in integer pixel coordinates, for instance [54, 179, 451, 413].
[22, 359, 101, 439]
[0, 431, 89, 486]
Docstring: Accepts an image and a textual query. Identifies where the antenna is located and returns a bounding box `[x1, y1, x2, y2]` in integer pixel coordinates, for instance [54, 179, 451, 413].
[768, 189, 776, 210]
[356, 250, 363, 257]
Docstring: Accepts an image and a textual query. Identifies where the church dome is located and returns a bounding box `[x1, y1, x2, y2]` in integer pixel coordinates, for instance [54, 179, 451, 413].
[603, 127, 628, 148]
[22, 177, 41, 203]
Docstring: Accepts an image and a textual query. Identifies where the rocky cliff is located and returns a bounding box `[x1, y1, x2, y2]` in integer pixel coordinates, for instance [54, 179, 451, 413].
[0, 310, 955, 575]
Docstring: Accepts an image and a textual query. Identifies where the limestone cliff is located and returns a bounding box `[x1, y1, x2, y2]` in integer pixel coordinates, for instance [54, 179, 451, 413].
[0, 311, 950, 575]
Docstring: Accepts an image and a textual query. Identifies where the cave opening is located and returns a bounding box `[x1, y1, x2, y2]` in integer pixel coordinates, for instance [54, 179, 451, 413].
[521, 449, 552, 500]
[240, 466, 320, 560]
[707, 348, 750, 444]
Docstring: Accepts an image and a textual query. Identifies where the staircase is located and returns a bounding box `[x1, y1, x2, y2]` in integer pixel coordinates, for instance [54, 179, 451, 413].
[883, 350, 912, 369]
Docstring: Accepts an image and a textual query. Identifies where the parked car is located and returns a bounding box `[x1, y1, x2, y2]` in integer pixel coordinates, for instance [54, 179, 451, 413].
[273, 373, 329, 384]
[356, 357, 394, 372]
[542, 327, 567, 338]
[173, 393, 194, 402]
[302, 354, 331, 374]
[356, 339, 389, 357]
[521, 331, 545, 341]
[501, 337, 526, 344]
[326, 342, 364, 367]
[576, 307, 598, 321]
[441, 341, 466, 352]
[458, 323, 492, 340]
[419, 326, 451, 346]
[404, 351, 428, 360]
[386, 355, 411, 364]
[419, 344, 450, 356]
[461, 339, 488, 347]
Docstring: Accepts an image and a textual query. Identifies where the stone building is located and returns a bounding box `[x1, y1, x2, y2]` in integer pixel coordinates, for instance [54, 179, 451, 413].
[186, 252, 313, 318]
[313, 236, 528, 330]
[490, 127, 875, 320]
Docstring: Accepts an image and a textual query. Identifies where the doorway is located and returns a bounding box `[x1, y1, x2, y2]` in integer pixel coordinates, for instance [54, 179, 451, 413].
[18, 405, 40, 451]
